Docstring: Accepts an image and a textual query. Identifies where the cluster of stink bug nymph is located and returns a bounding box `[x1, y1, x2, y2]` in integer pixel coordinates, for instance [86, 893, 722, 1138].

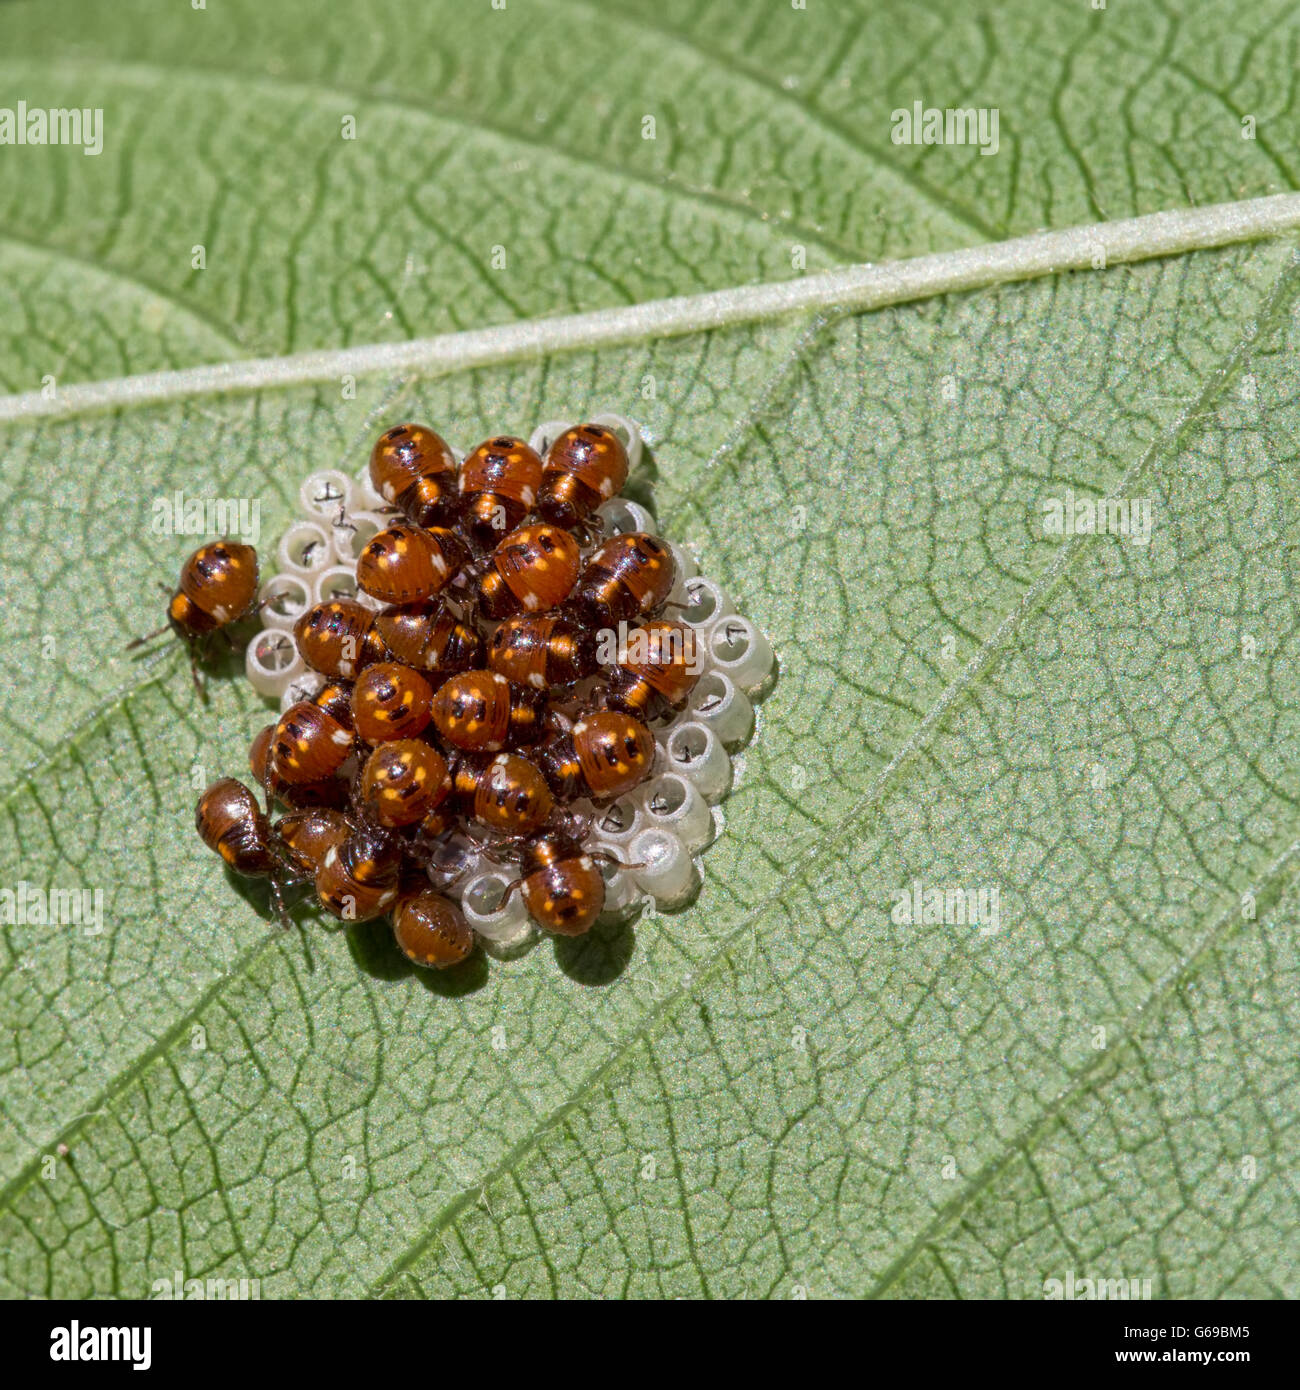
[136, 415, 772, 972]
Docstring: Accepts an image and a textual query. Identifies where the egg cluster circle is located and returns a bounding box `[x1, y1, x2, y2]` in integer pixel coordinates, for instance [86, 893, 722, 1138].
[201, 415, 772, 970]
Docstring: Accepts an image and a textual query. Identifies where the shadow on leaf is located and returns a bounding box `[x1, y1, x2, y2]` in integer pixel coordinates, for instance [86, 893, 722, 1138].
[553, 908, 640, 985]
[345, 916, 490, 995]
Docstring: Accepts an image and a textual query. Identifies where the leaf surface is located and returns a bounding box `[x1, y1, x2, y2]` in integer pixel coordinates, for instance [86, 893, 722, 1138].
[2, 0, 1300, 1299]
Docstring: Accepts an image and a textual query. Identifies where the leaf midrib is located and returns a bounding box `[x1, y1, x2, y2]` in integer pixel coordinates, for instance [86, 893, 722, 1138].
[5, 194, 1300, 426]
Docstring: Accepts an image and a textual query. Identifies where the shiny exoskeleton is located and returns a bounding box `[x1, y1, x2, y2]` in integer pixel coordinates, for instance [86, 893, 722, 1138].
[312, 680, 356, 730]
[538, 423, 629, 529]
[371, 600, 483, 677]
[294, 599, 386, 679]
[271, 701, 354, 784]
[168, 540, 260, 636]
[195, 777, 293, 924]
[534, 709, 655, 801]
[315, 825, 403, 921]
[128, 539, 261, 695]
[196, 778, 279, 876]
[430, 670, 547, 752]
[274, 808, 351, 878]
[457, 435, 544, 548]
[601, 618, 702, 718]
[392, 888, 474, 968]
[350, 662, 434, 743]
[358, 739, 453, 829]
[453, 752, 554, 836]
[250, 723, 349, 811]
[474, 523, 581, 620]
[487, 613, 598, 691]
[567, 532, 676, 628]
[517, 832, 606, 936]
[355, 523, 469, 606]
[369, 422, 460, 528]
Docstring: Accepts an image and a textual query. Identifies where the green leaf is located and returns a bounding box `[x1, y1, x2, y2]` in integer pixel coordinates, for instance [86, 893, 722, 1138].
[3, 0, 1298, 387]
[3, 0, 1300, 1299]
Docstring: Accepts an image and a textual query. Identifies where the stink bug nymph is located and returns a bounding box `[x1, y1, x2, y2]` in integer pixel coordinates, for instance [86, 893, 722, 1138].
[392, 888, 475, 969]
[487, 612, 598, 691]
[274, 808, 352, 879]
[315, 825, 403, 921]
[430, 669, 548, 752]
[503, 831, 619, 937]
[294, 599, 386, 678]
[372, 600, 483, 677]
[369, 422, 460, 528]
[128, 540, 260, 696]
[454, 752, 555, 836]
[473, 523, 581, 621]
[351, 662, 435, 743]
[538, 423, 629, 529]
[251, 723, 349, 811]
[458, 435, 544, 548]
[534, 709, 656, 801]
[195, 777, 293, 926]
[602, 618, 702, 718]
[355, 523, 469, 606]
[568, 532, 676, 628]
[358, 739, 453, 829]
[270, 701, 354, 785]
